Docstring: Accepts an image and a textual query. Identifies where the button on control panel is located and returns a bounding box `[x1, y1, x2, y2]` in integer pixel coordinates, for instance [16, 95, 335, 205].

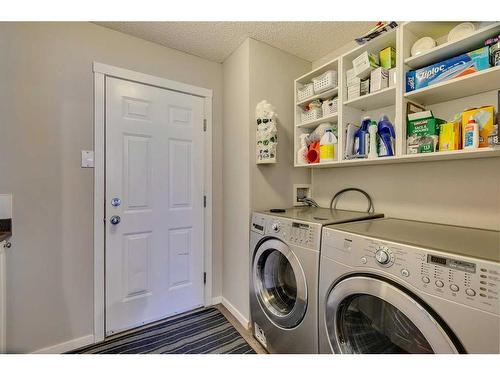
[466, 288, 476, 297]
[346, 235, 500, 315]
[435, 280, 444, 288]
[260, 215, 319, 250]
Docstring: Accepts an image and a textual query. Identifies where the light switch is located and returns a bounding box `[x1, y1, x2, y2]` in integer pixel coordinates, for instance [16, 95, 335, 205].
[81, 150, 94, 168]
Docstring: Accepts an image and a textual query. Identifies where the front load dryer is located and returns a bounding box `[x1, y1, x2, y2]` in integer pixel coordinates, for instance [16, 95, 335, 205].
[249, 207, 383, 354]
[319, 218, 500, 354]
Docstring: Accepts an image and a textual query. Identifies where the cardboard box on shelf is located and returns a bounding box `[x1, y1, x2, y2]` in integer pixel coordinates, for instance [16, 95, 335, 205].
[347, 84, 361, 101]
[406, 47, 491, 92]
[353, 51, 380, 79]
[461, 105, 496, 147]
[370, 68, 389, 93]
[439, 121, 462, 151]
[360, 78, 370, 96]
[407, 111, 446, 154]
[380, 47, 396, 69]
[389, 68, 397, 87]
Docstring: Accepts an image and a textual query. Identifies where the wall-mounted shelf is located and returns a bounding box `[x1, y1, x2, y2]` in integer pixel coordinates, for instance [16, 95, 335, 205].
[294, 22, 500, 169]
[404, 66, 500, 105]
[296, 87, 338, 106]
[296, 113, 338, 129]
[404, 22, 500, 69]
[344, 86, 396, 110]
[298, 148, 500, 168]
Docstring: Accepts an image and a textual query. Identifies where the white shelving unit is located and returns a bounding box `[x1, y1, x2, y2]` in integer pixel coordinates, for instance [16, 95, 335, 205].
[294, 22, 500, 168]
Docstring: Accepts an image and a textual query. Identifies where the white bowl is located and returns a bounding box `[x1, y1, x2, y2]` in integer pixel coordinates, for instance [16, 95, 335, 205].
[448, 22, 476, 42]
[411, 37, 437, 57]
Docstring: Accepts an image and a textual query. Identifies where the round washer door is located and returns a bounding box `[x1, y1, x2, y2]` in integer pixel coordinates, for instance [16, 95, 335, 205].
[252, 238, 307, 329]
[325, 276, 460, 354]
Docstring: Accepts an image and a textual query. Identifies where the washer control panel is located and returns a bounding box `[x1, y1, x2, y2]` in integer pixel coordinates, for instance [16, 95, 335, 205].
[322, 228, 500, 315]
[251, 213, 320, 250]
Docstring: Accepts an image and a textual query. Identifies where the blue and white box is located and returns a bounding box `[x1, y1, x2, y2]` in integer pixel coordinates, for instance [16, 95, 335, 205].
[406, 47, 490, 92]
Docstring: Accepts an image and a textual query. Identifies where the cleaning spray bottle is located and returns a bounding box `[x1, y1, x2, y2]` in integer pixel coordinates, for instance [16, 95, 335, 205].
[297, 134, 309, 165]
[344, 123, 359, 159]
[368, 120, 379, 159]
[354, 116, 371, 157]
[378, 114, 396, 157]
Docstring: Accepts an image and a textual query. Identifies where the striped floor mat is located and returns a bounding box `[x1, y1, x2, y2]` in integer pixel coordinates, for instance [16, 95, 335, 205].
[71, 307, 255, 354]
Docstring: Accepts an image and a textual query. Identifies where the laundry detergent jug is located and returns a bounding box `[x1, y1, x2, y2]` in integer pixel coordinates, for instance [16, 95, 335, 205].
[377, 114, 395, 157]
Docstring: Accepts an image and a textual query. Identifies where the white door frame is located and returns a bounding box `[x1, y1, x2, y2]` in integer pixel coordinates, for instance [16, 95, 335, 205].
[93, 62, 213, 343]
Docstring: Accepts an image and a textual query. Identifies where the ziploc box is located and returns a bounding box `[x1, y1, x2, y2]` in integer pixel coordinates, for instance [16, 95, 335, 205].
[406, 47, 490, 92]
[407, 111, 446, 154]
[461, 106, 496, 147]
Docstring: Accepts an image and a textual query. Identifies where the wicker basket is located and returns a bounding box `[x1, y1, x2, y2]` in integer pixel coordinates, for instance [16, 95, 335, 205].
[297, 83, 314, 102]
[312, 70, 338, 93]
[301, 108, 322, 124]
[322, 98, 338, 116]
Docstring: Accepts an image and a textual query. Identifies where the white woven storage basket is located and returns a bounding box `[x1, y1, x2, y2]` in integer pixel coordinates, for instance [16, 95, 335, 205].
[312, 70, 338, 93]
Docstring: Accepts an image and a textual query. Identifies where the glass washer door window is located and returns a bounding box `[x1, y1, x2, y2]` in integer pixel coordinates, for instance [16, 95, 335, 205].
[253, 238, 307, 329]
[325, 276, 459, 354]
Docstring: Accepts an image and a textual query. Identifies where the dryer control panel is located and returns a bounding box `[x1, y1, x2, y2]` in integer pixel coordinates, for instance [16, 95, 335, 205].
[251, 213, 321, 250]
[322, 229, 500, 315]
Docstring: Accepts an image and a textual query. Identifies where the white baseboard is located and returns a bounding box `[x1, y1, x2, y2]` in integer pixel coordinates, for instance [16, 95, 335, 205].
[211, 296, 222, 305]
[221, 297, 250, 330]
[33, 334, 95, 354]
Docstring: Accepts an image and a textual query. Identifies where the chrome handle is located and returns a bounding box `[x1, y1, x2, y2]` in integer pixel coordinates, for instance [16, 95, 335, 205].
[110, 215, 121, 225]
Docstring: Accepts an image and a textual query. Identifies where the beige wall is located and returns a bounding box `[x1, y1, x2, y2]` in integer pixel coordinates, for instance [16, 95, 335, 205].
[0, 22, 223, 352]
[222, 40, 251, 318]
[249, 39, 311, 210]
[222, 38, 311, 320]
[311, 45, 500, 230]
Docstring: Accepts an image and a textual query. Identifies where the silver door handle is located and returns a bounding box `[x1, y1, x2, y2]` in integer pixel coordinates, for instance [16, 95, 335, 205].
[110, 215, 121, 225]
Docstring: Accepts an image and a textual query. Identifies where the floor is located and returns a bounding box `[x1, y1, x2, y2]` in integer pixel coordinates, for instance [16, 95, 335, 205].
[216, 304, 268, 354]
[72, 304, 267, 354]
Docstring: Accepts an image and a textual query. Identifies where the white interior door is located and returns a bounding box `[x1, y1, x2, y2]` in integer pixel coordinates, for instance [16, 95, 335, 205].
[105, 77, 205, 336]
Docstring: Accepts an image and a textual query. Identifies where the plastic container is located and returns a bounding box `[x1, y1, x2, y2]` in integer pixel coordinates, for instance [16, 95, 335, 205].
[320, 129, 337, 163]
[297, 83, 315, 102]
[354, 116, 371, 156]
[312, 70, 338, 93]
[301, 107, 322, 124]
[322, 98, 338, 116]
[463, 117, 479, 149]
[307, 141, 320, 164]
[378, 115, 396, 157]
[297, 134, 309, 165]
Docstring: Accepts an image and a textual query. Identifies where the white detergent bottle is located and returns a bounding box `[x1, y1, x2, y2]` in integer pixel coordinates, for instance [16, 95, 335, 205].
[320, 129, 336, 163]
[297, 134, 309, 164]
[463, 117, 479, 149]
[368, 120, 379, 159]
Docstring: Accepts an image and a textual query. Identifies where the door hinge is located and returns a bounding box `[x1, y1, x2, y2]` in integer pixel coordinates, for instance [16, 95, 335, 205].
[204, 272, 207, 284]
[203, 195, 207, 208]
[203, 119, 207, 132]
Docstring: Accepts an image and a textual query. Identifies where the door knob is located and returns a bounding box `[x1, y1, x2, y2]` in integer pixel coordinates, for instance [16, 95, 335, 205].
[110, 215, 121, 225]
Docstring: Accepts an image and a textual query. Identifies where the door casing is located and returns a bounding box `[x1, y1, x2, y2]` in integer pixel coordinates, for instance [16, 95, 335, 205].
[93, 62, 213, 343]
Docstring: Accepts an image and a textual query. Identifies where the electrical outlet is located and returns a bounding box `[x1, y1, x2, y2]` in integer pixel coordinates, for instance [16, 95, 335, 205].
[293, 184, 312, 206]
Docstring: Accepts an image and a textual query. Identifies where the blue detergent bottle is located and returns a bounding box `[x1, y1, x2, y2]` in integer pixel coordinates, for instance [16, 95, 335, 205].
[377, 114, 395, 157]
[354, 116, 371, 157]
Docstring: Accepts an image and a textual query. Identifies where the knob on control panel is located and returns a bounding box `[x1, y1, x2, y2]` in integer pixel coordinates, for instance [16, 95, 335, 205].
[271, 222, 280, 233]
[375, 246, 392, 266]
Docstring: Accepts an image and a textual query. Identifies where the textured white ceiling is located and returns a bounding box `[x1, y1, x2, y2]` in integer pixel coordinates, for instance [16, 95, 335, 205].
[94, 22, 375, 63]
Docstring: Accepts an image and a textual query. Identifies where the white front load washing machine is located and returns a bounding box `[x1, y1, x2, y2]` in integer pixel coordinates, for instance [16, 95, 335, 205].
[319, 218, 500, 354]
[249, 207, 383, 353]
